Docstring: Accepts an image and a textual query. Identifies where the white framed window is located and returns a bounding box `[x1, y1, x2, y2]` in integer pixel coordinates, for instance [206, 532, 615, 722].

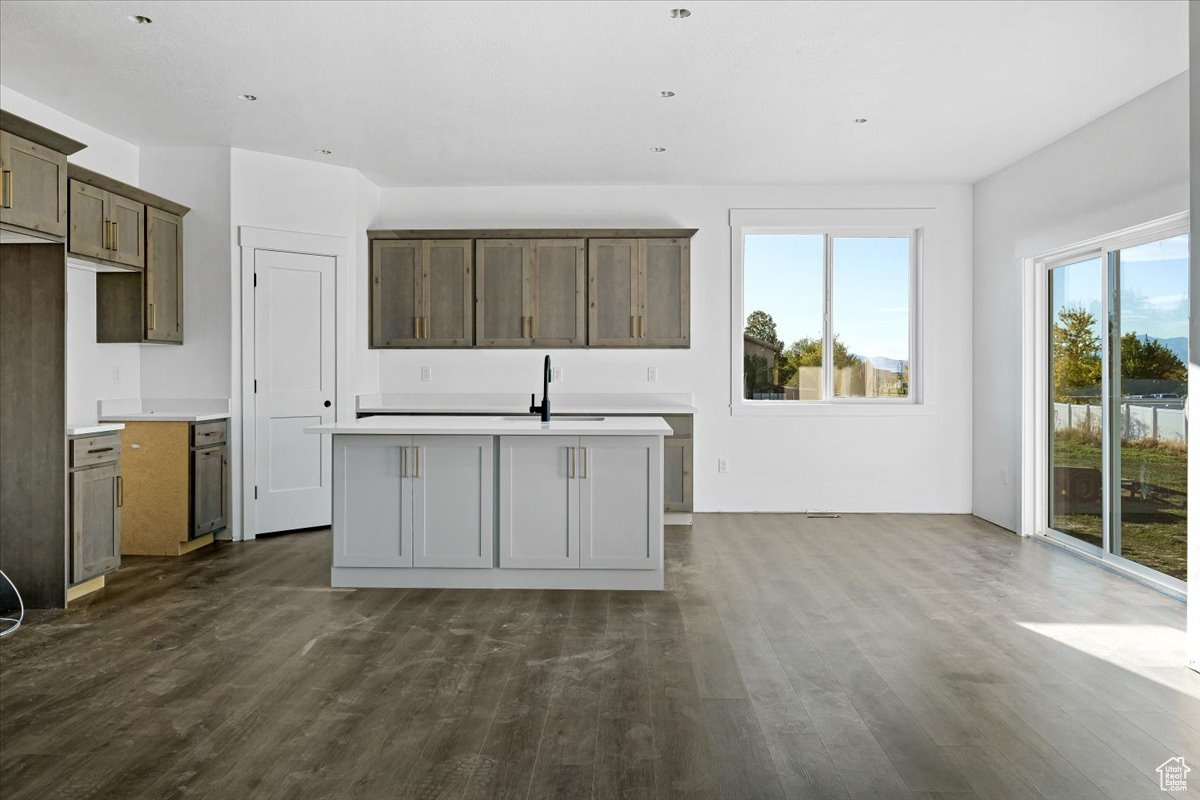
[730, 208, 927, 416]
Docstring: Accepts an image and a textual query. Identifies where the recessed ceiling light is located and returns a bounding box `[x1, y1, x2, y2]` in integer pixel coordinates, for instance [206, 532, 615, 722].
[660, 90, 676, 98]
[237, 94, 258, 102]
[854, 118, 868, 124]
[129, 14, 152, 24]
[670, 8, 691, 18]
[316, 149, 332, 155]
[651, 147, 667, 153]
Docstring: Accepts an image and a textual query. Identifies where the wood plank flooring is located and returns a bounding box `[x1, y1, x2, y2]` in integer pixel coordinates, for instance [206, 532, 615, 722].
[1, 514, 1197, 799]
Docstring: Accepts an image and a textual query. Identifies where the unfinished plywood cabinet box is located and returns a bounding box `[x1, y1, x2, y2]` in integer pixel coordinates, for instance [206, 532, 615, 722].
[119, 420, 226, 555]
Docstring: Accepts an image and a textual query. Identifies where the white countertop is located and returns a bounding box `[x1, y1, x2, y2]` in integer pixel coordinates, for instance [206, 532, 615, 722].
[67, 422, 125, 437]
[306, 414, 672, 437]
[356, 392, 695, 415]
[98, 397, 231, 423]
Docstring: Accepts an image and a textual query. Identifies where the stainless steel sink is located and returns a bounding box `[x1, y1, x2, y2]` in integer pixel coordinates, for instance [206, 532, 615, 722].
[492, 415, 605, 422]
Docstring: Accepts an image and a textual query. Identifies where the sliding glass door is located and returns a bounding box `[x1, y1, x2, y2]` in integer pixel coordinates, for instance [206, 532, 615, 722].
[1043, 224, 1188, 587]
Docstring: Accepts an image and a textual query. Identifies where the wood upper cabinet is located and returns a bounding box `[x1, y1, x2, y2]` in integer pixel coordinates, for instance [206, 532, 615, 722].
[372, 240, 472, 347]
[68, 179, 145, 269]
[373, 240, 421, 346]
[531, 239, 585, 347]
[476, 239, 532, 347]
[423, 240, 473, 346]
[145, 207, 183, 342]
[0, 130, 69, 239]
[588, 238, 689, 347]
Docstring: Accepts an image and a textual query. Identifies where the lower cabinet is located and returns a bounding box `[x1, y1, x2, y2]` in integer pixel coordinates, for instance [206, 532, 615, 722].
[69, 433, 122, 585]
[499, 435, 659, 570]
[336, 435, 493, 568]
[191, 443, 227, 537]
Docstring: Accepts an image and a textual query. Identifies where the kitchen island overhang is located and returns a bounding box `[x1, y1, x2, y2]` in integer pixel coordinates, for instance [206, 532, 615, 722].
[305, 415, 670, 591]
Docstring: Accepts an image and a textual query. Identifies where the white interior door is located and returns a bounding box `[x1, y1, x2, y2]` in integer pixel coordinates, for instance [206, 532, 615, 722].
[254, 248, 336, 534]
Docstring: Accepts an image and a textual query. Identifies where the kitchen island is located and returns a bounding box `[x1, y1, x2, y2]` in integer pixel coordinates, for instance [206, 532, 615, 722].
[305, 415, 670, 590]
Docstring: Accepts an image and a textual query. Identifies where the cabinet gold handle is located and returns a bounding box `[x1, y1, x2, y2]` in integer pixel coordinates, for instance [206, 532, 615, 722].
[631, 315, 637, 338]
[414, 316, 420, 339]
[402, 447, 408, 478]
[640, 315, 646, 338]
[148, 302, 156, 331]
[423, 316, 429, 339]
[102, 220, 110, 249]
[116, 476, 123, 507]
[581, 447, 588, 479]
[568, 446, 575, 479]
[0, 170, 11, 208]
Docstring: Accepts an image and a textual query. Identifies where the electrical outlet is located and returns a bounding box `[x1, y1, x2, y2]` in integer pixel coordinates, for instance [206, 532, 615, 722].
[1001, 466, 1010, 485]
[112, 366, 121, 385]
[647, 366, 658, 382]
[420, 366, 432, 382]
[717, 457, 729, 474]
[551, 366, 563, 382]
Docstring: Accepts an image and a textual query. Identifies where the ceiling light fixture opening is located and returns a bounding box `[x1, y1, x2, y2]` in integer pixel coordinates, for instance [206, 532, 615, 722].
[670, 8, 691, 18]
[651, 147, 667, 153]
[238, 94, 258, 102]
[129, 15, 152, 24]
[854, 118, 868, 124]
[660, 90, 676, 98]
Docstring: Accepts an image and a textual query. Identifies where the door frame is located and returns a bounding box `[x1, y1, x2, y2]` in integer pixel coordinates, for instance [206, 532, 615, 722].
[1021, 210, 1188, 595]
[236, 226, 349, 541]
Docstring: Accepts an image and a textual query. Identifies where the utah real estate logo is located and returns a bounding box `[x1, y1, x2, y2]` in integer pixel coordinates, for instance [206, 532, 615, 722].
[1158, 757, 1190, 792]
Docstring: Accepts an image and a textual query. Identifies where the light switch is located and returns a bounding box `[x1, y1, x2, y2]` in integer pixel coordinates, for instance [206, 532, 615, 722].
[420, 366, 432, 382]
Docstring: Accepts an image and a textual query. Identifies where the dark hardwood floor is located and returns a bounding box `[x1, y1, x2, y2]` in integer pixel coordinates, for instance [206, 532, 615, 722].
[1, 514, 1197, 799]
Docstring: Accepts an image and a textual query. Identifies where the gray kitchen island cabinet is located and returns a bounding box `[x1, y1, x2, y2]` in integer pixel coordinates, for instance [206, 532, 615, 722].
[310, 415, 668, 590]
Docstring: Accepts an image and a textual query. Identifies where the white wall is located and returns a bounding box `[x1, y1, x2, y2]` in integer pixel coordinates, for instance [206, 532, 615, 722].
[972, 73, 1190, 532]
[375, 184, 973, 513]
[138, 147, 232, 399]
[1, 85, 142, 424]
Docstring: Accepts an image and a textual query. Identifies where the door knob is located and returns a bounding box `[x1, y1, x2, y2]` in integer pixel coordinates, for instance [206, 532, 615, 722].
[323, 400, 332, 408]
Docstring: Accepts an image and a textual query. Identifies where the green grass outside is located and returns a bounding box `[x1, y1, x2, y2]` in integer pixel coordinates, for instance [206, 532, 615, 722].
[1051, 433, 1187, 580]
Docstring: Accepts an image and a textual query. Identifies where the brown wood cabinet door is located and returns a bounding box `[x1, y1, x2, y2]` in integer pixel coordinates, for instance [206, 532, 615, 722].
[532, 239, 586, 347]
[587, 238, 639, 346]
[0, 130, 68, 238]
[423, 240, 473, 346]
[107, 193, 145, 269]
[639, 238, 690, 347]
[68, 180, 109, 261]
[192, 445, 227, 537]
[71, 464, 121, 584]
[145, 207, 183, 342]
[663, 436, 693, 512]
[476, 240, 532, 347]
[372, 240, 422, 347]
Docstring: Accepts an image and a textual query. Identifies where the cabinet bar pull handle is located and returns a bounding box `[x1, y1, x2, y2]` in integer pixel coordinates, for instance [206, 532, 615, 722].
[640, 315, 646, 338]
[414, 447, 421, 478]
[568, 447, 575, 479]
[414, 317, 420, 339]
[88, 446, 114, 454]
[148, 302, 156, 331]
[113, 221, 119, 250]
[402, 446, 408, 478]
[1, 170, 11, 208]
[116, 476, 123, 507]
[423, 316, 429, 339]
[631, 315, 637, 338]
[102, 220, 110, 249]
[581, 447, 588, 479]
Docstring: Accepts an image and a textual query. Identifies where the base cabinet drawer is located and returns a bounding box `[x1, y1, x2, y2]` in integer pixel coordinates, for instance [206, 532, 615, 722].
[70, 462, 121, 584]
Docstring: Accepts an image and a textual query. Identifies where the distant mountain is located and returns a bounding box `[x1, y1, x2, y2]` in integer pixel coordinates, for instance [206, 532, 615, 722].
[1140, 335, 1188, 363]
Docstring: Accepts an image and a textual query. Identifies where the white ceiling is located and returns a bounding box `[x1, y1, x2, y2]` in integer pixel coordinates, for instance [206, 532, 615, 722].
[0, 0, 1188, 187]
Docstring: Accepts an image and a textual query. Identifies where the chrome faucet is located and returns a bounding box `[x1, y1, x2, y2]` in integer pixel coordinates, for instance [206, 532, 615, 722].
[529, 355, 551, 422]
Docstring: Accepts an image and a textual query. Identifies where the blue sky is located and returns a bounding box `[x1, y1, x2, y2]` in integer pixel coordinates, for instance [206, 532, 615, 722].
[1050, 234, 1190, 344]
[744, 235, 910, 361]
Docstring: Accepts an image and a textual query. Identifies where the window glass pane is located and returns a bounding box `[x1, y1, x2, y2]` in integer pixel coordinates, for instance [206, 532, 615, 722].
[1048, 256, 1104, 550]
[743, 235, 824, 400]
[831, 237, 911, 398]
[1114, 234, 1188, 580]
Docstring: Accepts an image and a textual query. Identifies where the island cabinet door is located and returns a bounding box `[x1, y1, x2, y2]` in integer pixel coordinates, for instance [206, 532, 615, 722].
[411, 436, 493, 568]
[578, 436, 661, 570]
[334, 436, 413, 567]
[499, 436, 578, 568]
